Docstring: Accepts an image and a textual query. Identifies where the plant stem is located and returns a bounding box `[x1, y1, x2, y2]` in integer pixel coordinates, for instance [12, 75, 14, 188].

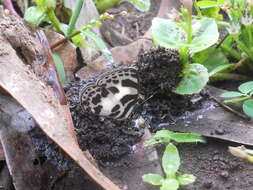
[229, 56, 248, 71]
[210, 73, 250, 81]
[246, 26, 253, 48]
[225, 96, 251, 103]
[67, 0, 84, 35]
[185, 9, 192, 44]
[192, 0, 202, 18]
[51, 12, 116, 49]
[234, 36, 253, 61]
[217, 21, 230, 27]
[46, 8, 62, 33]
[51, 22, 97, 49]
[51, 30, 81, 49]
[220, 44, 241, 60]
[210, 96, 251, 121]
[179, 48, 189, 66]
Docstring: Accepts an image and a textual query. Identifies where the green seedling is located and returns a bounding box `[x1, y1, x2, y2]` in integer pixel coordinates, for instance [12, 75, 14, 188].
[220, 81, 253, 117]
[143, 130, 205, 190]
[24, 0, 151, 82]
[24, 0, 117, 81]
[24, 0, 63, 32]
[144, 130, 205, 146]
[196, 0, 253, 74]
[151, 5, 219, 94]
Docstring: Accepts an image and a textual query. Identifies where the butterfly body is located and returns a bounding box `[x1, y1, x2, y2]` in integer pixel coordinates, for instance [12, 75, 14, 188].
[80, 67, 139, 120]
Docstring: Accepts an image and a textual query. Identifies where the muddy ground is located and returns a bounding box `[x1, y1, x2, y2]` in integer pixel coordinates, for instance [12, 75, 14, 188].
[67, 0, 253, 189]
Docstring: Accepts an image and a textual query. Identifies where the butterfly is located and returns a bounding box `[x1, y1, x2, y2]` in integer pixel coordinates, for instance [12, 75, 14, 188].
[79, 67, 140, 120]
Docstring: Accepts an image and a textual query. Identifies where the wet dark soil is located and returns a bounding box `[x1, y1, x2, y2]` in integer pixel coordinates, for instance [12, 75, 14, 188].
[178, 139, 253, 190]
[104, 0, 161, 42]
[64, 45, 198, 165]
[28, 126, 103, 190]
[137, 47, 182, 97]
[65, 79, 144, 165]
[2, 1, 252, 190]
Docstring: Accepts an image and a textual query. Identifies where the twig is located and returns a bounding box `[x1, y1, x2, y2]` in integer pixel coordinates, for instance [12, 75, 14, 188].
[210, 73, 250, 81]
[210, 95, 251, 121]
[50, 30, 81, 50]
[229, 56, 248, 72]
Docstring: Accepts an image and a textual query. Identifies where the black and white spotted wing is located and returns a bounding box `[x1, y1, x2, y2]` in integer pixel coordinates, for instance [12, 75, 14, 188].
[79, 67, 139, 120]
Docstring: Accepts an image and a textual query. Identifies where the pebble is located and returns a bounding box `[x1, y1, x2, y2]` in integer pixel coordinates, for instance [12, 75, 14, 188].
[220, 171, 229, 178]
[203, 181, 213, 189]
[215, 128, 225, 135]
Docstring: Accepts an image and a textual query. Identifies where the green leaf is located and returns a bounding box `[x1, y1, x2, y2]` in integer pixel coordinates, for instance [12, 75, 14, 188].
[220, 91, 245, 98]
[128, 0, 150, 12]
[152, 18, 218, 53]
[201, 7, 223, 20]
[160, 178, 179, 190]
[192, 47, 215, 65]
[52, 51, 66, 84]
[190, 18, 219, 53]
[33, 0, 56, 8]
[71, 33, 87, 47]
[193, 47, 230, 73]
[162, 144, 180, 177]
[152, 18, 186, 49]
[24, 6, 46, 25]
[217, 0, 229, 5]
[178, 174, 196, 185]
[209, 64, 233, 76]
[59, 23, 69, 36]
[145, 130, 173, 146]
[197, 1, 218, 8]
[152, 130, 173, 142]
[245, 148, 253, 155]
[243, 100, 253, 118]
[197, 0, 228, 8]
[238, 81, 253, 94]
[142, 174, 164, 185]
[81, 30, 114, 64]
[170, 133, 205, 143]
[174, 63, 209, 95]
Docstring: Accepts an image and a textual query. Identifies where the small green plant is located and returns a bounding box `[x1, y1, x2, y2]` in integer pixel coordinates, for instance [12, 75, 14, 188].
[152, 0, 253, 91]
[151, 5, 219, 95]
[220, 81, 253, 117]
[196, 0, 253, 73]
[142, 130, 205, 190]
[24, 0, 64, 33]
[24, 0, 150, 82]
[24, 0, 117, 82]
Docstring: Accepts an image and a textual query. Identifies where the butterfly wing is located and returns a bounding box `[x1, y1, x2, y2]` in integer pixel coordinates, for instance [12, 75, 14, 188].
[80, 67, 139, 120]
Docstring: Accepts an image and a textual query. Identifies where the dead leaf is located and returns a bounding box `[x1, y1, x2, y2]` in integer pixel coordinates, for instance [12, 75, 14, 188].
[0, 14, 120, 190]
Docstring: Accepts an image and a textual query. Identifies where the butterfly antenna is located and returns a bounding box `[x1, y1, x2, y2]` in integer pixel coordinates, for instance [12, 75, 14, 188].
[139, 92, 157, 105]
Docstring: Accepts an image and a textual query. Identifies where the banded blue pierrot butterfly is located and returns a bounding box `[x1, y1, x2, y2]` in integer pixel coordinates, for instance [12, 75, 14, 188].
[79, 67, 140, 120]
